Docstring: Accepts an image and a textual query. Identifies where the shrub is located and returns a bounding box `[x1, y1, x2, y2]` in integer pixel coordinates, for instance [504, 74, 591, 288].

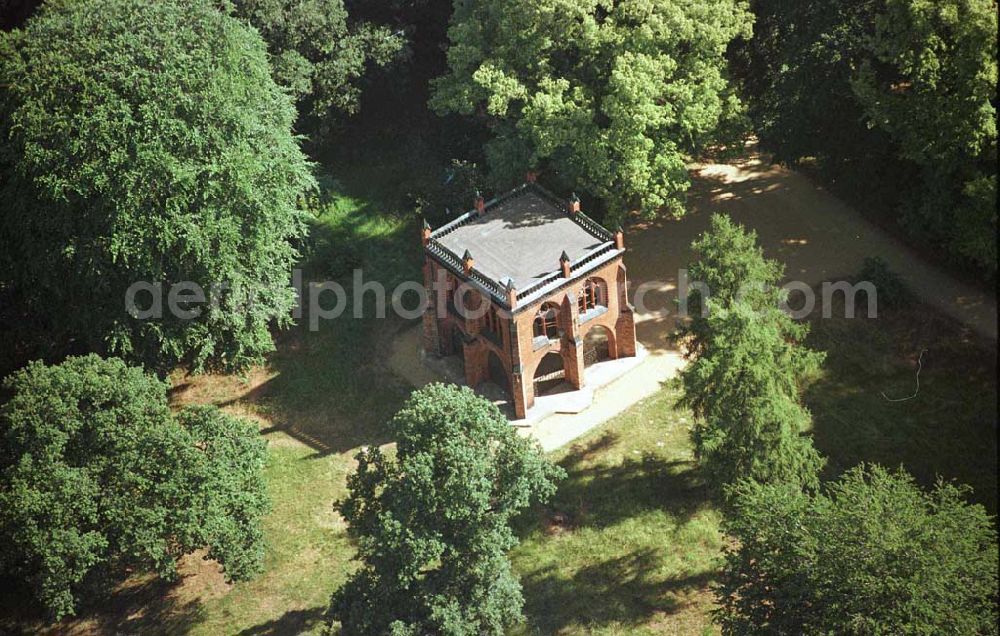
[859, 256, 909, 309]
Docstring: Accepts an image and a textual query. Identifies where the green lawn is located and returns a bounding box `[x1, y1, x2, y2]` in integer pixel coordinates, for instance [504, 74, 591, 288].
[511, 389, 723, 636]
[806, 294, 998, 513]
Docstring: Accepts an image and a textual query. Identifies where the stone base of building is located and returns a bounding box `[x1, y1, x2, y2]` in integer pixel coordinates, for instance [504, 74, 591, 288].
[391, 322, 651, 428]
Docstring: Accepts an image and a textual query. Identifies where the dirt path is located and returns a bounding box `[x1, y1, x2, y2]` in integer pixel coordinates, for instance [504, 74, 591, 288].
[626, 148, 997, 350]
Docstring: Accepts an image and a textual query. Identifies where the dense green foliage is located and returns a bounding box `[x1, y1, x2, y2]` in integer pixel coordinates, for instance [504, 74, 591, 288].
[681, 302, 825, 490]
[718, 464, 999, 634]
[331, 383, 564, 635]
[679, 215, 824, 490]
[226, 0, 402, 131]
[0, 0, 315, 373]
[430, 0, 753, 218]
[680, 213, 786, 356]
[735, 0, 997, 276]
[0, 355, 270, 619]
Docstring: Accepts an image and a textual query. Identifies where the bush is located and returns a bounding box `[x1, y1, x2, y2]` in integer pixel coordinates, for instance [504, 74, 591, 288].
[0, 355, 270, 619]
[717, 464, 999, 634]
[859, 256, 909, 309]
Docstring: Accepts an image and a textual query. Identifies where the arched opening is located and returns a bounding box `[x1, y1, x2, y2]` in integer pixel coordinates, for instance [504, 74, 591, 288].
[487, 350, 509, 396]
[482, 303, 502, 344]
[583, 325, 613, 367]
[533, 351, 565, 396]
[533, 302, 560, 341]
[578, 277, 608, 317]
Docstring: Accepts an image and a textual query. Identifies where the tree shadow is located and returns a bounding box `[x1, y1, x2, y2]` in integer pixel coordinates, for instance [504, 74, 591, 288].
[519, 432, 712, 535]
[804, 294, 998, 512]
[0, 573, 207, 636]
[171, 177, 422, 458]
[518, 548, 717, 634]
[236, 606, 328, 635]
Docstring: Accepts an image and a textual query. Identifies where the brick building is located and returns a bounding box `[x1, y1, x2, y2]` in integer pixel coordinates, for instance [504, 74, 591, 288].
[421, 178, 637, 419]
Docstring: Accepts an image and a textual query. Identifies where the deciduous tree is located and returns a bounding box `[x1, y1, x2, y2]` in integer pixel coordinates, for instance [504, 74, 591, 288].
[0, 0, 315, 373]
[717, 464, 999, 634]
[331, 383, 564, 635]
[734, 0, 997, 276]
[430, 0, 753, 219]
[225, 0, 403, 130]
[0, 355, 270, 619]
[852, 0, 997, 273]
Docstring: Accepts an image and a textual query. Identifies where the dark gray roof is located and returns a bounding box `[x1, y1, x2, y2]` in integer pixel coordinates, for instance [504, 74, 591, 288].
[426, 183, 621, 309]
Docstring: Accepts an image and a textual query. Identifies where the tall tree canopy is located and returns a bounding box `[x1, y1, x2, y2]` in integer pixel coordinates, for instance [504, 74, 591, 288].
[851, 0, 997, 274]
[225, 0, 403, 131]
[679, 215, 824, 491]
[0, 355, 270, 619]
[734, 0, 997, 276]
[717, 465, 999, 634]
[0, 0, 315, 373]
[330, 383, 564, 635]
[430, 0, 753, 219]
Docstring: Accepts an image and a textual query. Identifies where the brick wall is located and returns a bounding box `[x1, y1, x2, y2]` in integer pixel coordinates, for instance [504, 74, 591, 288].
[423, 253, 637, 419]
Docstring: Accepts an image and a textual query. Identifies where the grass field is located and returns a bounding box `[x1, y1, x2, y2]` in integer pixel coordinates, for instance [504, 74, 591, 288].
[510, 389, 723, 636]
[806, 294, 998, 513]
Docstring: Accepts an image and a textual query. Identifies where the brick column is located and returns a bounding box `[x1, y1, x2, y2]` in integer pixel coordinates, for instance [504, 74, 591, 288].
[560, 291, 585, 389]
[422, 260, 440, 355]
[614, 262, 637, 358]
[510, 371, 529, 419]
[463, 339, 488, 388]
[563, 338, 585, 388]
[616, 310, 637, 358]
[508, 316, 532, 417]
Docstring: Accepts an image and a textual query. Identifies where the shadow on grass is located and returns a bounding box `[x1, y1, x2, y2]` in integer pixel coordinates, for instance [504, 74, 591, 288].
[805, 294, 998, 512]
[521, 432, 711, 535]
[519, 432, 716, 634]
[0, 574, 206, 636]
[519, 549, 716, 634]
[200, 179, 424, 458]
[236, 606, 328, 636]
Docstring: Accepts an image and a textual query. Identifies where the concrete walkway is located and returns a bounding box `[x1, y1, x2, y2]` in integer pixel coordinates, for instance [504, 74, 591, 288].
[520, 342, 685, 451]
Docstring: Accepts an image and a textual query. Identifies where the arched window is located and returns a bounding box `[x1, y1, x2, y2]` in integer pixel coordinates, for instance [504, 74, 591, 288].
[533, 302, 560, 340]
[578, 277, 606, 314]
